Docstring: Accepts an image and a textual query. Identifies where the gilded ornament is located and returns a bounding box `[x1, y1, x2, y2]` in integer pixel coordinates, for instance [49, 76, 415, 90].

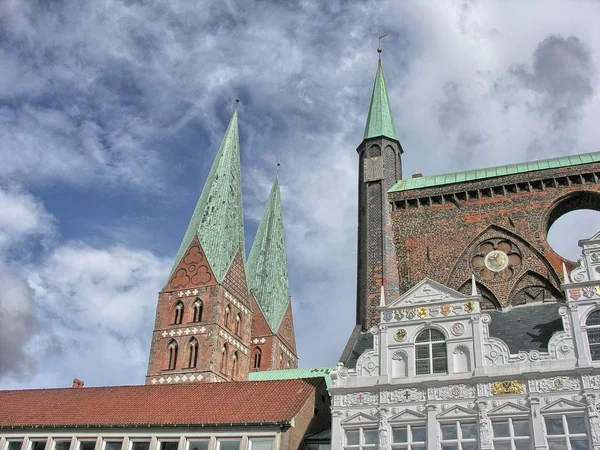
[440, 304, 451, 316]
[394, 328, 407, 342]
[417, 307, 428, 319]
[464, 301, 475, 313]
[394, 310, 404, 320]
[405, 308, 416, 319]
[491, 380, 524, 396]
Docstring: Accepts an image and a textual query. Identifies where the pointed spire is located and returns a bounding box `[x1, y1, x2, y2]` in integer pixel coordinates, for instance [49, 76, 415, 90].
[170, 107, 245, 283]
[562, 262, 571, 284]
[363, 57, 398, 141]
[247, 173, 291, 332]
[379, 285, 386, 307]
[471, 274, 478, 296]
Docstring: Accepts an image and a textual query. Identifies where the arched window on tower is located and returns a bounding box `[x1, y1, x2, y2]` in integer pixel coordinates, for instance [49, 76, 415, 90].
[253, 347, 262, 369]
[415, 328, 447, 375]
[234, 313, 241, 336]
[173, 302, 184, 325]
[220, 343, 228, 374]
[224, 305, 231, 329]
[586, 311, 600, 360]
[167, 340, 178, 370]
[192, 299, 203, 323]
[231, 351, 238, 379]
[188, 337, 198, 368]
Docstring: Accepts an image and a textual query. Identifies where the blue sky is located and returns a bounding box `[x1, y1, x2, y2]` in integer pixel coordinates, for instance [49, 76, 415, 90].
[1, 0, 600, 389]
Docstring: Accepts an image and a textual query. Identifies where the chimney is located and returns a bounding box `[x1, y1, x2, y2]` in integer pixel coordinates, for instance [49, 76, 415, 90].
[72, 378, 85, 388]
[411, 173, 423, 178]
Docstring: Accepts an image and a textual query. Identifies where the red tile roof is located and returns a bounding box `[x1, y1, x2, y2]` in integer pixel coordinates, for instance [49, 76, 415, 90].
[0, 378, 322, 427]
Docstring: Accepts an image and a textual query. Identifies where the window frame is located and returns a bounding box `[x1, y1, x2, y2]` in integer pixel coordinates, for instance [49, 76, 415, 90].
[77, 440, 96, 450]
[490, 416, 531, 450]
[390, 423, 427, 450]
[6, 441, 24, 450]
[157, 440, 179, 450]
[343, 426, 378, 449]
[439, 419, 478, 450]
[544, 414, 590, 450]
[167, 339, 178, 370]
[129, 441, 151, 450]
[247, 437, 275, 450]
[52, 441, 71, 450]
[585, 310, 600, 361]
[414, 328, 448, 376]
[174, 301, 184, 325]
[29, 441, 47, 450]
[192, 299, 203, 323]
[185, 439, 209, 450]
[102, 440, 124, 450]
[215, 438, 241, 450]
[188, 337, 199, 368]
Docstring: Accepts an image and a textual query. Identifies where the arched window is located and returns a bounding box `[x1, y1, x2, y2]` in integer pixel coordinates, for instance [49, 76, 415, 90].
[188, 337, 198, 368]
[253, 347, 262, 369]
[167, 340, 178, 370]
[234, 313, 241, 336]
[220, 343, 228, 373]
[192, 299, 203, 323]
[231, 351, 238, 379]
[173, 302, 184, 325]
[415, 328, 447, 375]
[224, 305, 231, 329]
[586, 311, 600, 360]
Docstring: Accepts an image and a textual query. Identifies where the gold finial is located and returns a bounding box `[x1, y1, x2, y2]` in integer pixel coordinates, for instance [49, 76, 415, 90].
[378, 33, 388, 56]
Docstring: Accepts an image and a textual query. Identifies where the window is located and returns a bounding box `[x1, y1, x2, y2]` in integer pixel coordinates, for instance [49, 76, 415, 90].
[186, 441, 208, 450]
[253, 347, 262, 369]
[54, 442, 70, 450]
[221, 343, 228, 373]
[168, 339, 178, 370]
[492, 418, 530, 450]
[174, 302, 184, 325]
[586, 311, 600, 360]
[440, 421, 478, 450]
[103, 441, 123, 450]
[225, 305, 231, 328]
[234, 313, 241, 335]
[188, 337, 198, 368]
[192, 299, 203, 322]
[248, 438, 274, 450]
[415, 328, 447, 375]
[392, 424, 426, 450]
[30, 442, 47, 450]
[158, 442, 178, 450]
[78, 441, 95, 450]
[545, 415, 589, 450]
[7, 442, 23, 450]
[345, 427, 378, 449]
[231, 351, 239, 378]
[216, 439, 240, 450]
[130, 443, 150, 450]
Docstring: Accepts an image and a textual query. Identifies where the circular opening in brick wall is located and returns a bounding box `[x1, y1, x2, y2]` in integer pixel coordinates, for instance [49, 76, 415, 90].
[547, 209, 600, 260]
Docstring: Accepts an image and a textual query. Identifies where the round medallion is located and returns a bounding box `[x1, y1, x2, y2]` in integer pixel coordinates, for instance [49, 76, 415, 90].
[451, 386, 461, 397]
[484, 250, 509, 272]
[451, 322, 465, 336]
[394, 328, 407, 341]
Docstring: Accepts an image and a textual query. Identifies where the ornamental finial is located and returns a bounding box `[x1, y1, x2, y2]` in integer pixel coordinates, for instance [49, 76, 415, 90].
[378, 33, 388, 57]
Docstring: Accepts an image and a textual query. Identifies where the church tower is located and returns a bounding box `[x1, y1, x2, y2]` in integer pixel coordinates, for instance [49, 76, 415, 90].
[356, 53, 402, 329]
[246, 173, 298, 371]
[146, 107, 253, 385]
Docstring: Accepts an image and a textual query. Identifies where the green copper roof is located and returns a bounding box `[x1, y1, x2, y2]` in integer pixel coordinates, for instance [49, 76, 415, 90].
[246, 173, 291, 332]
[389, 151, 600, 193]
[170, 109, 245, 283]
[363, 59, 398, 141]
[248, 367, 335, 388]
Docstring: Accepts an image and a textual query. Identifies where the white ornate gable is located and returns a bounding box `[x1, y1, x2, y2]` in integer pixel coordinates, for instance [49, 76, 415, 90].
[568, 230, 600, 283]
[488, 402, 530, 415]
[540, 398, 586, 413]
[436, 405, 477, 418]
[389, 409, 427, 422]
[341, 412, 378, 425]
[386, 278, 467, 308]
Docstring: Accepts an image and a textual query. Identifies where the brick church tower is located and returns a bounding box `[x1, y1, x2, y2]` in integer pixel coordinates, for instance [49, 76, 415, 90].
[356, 55, 402, 330]
[146, 107, 297, 385]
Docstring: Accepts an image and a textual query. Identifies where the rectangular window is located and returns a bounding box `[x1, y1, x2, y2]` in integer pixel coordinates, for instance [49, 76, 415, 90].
[492, 418, 530, 450]
[78, 442, 96, 450]
[31, 442, 47, 450]
[392, 424, 426, 450]
[545, 416, 589, 450]
[248, 438, 275, 450]
[186, 441, 208, 450]
[130, 442, 150, 450]
[54, 442, 71, 450]
[216, 440, 240, 450]
[104, 442, 123, 450]
[440, 421, 478, 450]
[344, 428, 378, 449]
[158, 442, 178, 450]
[7, 442, 23, 450]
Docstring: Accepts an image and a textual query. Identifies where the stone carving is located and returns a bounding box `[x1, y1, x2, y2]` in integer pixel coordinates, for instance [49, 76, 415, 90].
[435, 384, 476, 400]
[584, 394, 600, 446]
[451, 322, 466, 336]
[391, 350, 407, 360]
[477, 401, 493, 449]
[378, 408, 390, 450]
[537, 376, 581, 392]
[400, 282, 455, 304]
[471, 240, 522, 281]
[387, 388, 426, 403]
[491, 380, 524, 396]
[394, 329, 407, 341]
[340, 392, 379, 406]
[357, 350, 379, 377]
[336, 362, 349, 378]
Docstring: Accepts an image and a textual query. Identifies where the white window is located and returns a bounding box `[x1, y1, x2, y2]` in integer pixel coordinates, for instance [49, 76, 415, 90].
[248, 438, 275, 450]
[492, 418, 530, 450]
[345, 427, 378, 449]
[545, 415, 589, 450]
[7, 441, 23, 450]
[158, 442, 178, 450]
[415, 328, 447, 375]
[392, 424, 426, 450]
[217, 440, 240, 450]
[103, 441, 123, 450]
[586, 311, 600, 360]
[130, 442, 150, 450]
[53, 442, 70, 450]
[440, 421, 478, 450]
[186, 440, 208, 450]
[78, 441, 95, 450]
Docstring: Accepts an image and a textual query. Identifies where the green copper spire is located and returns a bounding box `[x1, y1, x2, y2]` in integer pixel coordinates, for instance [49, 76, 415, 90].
[170, 108, 245, 283]
[363, 59, 398, 141]
[247, 173, 291, 332]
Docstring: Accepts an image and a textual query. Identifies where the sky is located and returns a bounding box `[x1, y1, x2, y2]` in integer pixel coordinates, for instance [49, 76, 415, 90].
[1, 0, 600, 389]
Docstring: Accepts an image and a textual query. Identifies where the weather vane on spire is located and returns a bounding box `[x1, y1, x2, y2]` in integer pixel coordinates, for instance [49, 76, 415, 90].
[378, 33, 388, 56]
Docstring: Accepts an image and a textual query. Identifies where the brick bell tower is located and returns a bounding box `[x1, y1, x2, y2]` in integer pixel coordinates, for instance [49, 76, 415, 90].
[355, 52, 402, 330]
[146, 107, 253, 385]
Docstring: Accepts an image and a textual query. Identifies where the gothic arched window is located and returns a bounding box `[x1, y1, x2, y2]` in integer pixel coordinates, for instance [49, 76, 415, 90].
[224, 305, 231, 329]
[234, 313, 241, 336]
[192, 299, 203, 323]
[253, 347, 262, 369]
[220, 343, 228, 373]
[586, 311, 600, 360]
[173, 302, 184, 325]
[415, 328, 447, 375]
[188, 337, 198, 368]
[231, 351, 238, 379]
[167, 340, 178, 370]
